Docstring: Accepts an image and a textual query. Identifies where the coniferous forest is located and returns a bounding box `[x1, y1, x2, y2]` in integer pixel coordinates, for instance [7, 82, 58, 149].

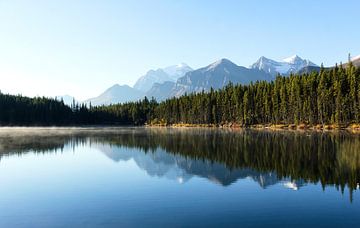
[1, 63, 360, 127]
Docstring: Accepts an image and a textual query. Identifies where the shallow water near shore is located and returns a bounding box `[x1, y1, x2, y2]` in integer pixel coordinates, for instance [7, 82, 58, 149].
[0, 127, 359, 227]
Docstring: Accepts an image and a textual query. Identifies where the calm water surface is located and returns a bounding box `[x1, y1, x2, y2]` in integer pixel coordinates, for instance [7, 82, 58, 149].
[0, 127, 359, 227]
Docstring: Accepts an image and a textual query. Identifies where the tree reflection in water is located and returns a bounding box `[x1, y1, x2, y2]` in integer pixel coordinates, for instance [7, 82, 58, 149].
[0, 127, 359, 201]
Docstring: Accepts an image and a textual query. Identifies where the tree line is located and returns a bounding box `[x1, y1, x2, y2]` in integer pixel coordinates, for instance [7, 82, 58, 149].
[0, 93, 156, 125]
[154, 63, 360, 126]
[0, 62, 359, 126]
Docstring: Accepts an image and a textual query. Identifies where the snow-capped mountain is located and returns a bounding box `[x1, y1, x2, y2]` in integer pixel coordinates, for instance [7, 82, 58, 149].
[146, 58, 273, 101]
[168, 58, 272, 98]
[133, 63, 192, 92]
[163, 63, 193, 81]
[251, 55, 318, 76]
[82, 56, 322, 105]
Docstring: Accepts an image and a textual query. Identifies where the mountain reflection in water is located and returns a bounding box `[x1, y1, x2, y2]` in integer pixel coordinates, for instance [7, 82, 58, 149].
[0, 127, 359, 200]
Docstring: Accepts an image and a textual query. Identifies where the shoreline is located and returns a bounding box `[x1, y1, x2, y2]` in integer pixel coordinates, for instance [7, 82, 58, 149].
[1, 123, 360, 133]
[146, 123, 360, 133]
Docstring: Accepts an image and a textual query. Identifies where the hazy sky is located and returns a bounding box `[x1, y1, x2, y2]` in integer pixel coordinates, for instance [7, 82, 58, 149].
[1, 0, 359, 100]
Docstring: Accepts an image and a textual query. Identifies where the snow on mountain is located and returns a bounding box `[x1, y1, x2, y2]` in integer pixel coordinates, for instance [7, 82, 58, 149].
[251, 56, 288, 75]
[163, 63, 193, 81]
[283, 54, 301, 64]
[133, 63, 192, 92]
[251, 55, 318, 76]
[168, 58, 272, 97]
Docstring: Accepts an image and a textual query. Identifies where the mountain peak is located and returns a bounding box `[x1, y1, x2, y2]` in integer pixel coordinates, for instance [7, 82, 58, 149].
[108, 84, 130, 90]
[176, 63, 190, 68]
[208, 58, 235, 70]
[85, 84, 144, 106]
[251, 55, 317, 76]
[259, 56, 270, 61]
[169, 58, 271, 98]
[108, 84, 121, 90]
[283, 55, 302, 64]
[252, 56, 277, 66]
[218, 58, 233, 64]
[163, 63, 192, 78]
[146, 68, 166, 74]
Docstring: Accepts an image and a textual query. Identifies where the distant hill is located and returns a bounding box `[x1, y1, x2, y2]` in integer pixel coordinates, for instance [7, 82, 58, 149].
[297, 55, 360, 75]
[84, 84, 144, 106]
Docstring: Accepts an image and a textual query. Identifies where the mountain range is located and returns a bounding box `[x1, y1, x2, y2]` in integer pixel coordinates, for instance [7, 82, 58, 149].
[250, 55, 317, 76]
[70, 55, 359, 105]
[133, 63, 192, 92]
[160, 58, 272, 99]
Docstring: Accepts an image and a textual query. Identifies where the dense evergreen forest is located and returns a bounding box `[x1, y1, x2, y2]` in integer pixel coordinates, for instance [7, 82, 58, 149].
[0, 92, 156, 125]
[0, 62, 359, 126]
[154, 63, 360, 126]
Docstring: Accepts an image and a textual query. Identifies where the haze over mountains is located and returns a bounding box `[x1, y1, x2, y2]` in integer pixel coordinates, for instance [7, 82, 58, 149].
[72, 54, 359, 106]
[84, 84, 144, 106]
[133, 63, 192, 92]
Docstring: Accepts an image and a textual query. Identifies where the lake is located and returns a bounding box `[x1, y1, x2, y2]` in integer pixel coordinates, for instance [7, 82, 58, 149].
[0, 127, 359, 227]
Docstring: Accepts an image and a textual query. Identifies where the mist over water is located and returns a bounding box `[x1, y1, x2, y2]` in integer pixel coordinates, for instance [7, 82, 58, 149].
[0, 127, 359, 227]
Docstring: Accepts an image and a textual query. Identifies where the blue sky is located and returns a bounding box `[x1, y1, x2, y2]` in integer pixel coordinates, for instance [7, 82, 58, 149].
[0, 0, 359, 100]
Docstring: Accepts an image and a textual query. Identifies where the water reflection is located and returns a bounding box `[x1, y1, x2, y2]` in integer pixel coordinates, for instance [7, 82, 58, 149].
[98, 143, 305, 190]
[0, 127, 359, 199]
